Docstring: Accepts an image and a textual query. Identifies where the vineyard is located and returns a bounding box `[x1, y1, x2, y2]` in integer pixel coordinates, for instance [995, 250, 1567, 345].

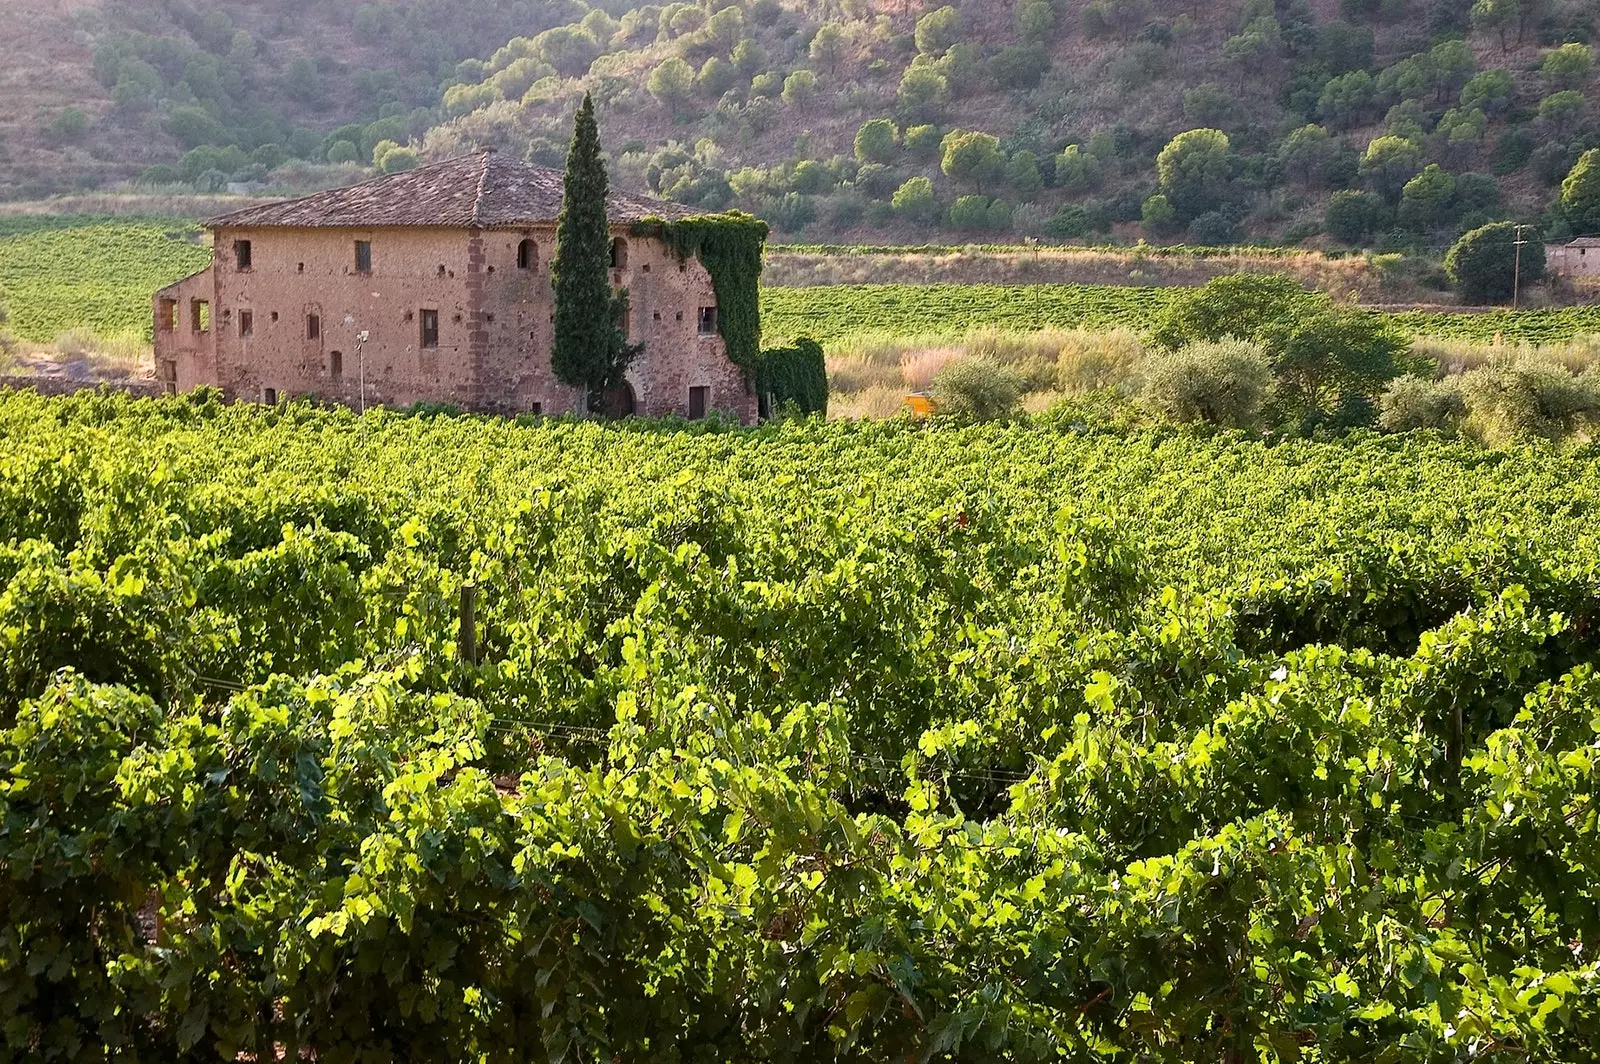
[3, 389, 1599, 1060]
[762, 282, 1600, 348]
[0, 219, 210, 342]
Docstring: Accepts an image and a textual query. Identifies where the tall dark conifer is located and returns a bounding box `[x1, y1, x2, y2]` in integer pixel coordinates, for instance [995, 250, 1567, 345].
[551, 93, 639, 409]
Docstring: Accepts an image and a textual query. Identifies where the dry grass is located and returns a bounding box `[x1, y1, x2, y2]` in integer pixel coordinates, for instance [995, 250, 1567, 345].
[826, 325, 1148, 418]
[1414, 334, 1600, 377]
[7, 328, 154, 380]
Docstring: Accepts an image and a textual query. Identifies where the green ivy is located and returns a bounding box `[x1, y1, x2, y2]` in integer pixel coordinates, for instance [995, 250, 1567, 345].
[633, 213, 769, 387]
[756, 337, 828, 416]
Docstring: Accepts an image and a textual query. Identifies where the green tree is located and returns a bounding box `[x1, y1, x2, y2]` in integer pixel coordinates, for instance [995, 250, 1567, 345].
[1277, 124, 1335, 186]
[1015, 0, 1057, 45]
[1055, 144, 1103, 193]
[1359, 135, 1423, 201]
[1156, 128, 1234, 221]
[551, 94, 640, 409]
[1445, 221, 1546, 303]
[892, 176, 938, 223]
[1561, 149, 1600, 234]
[1538, 90, 1585, 136]
[1398, 163, 1456, 228]
[915, 6, 962, 56]
[1317, 70, 1376, 128]
[782, 70, 818, 109]
[648, 57, 695, 113]
[697, 57, 737, 98]
[1273, 308, 1403, 425]
[940, 130, 1004, 190]
[1325, 189, 1384, 243]
[809, 23, 848, 74]
[1008, 151, 1044, 201]
[731, 39, 768, 77]
[931, 357, 1024, 420]
[1141, 194, 1178, 235]
[897, 64, 950, 122]
[990, 45, 1051, 89]
[904, 123, 942, 159]
[854, 119, 898, 164]
[1152, 273, 1320, 351]
[1461, 68, 1515, 114]
[1542, 43, 1592, 89]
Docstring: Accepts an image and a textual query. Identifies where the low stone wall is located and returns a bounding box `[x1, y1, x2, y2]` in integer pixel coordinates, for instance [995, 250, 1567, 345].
[0, 376, 165, 399]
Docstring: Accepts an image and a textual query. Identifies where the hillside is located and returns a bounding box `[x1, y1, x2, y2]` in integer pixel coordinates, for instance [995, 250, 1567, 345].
[2, 0, 1598, 250]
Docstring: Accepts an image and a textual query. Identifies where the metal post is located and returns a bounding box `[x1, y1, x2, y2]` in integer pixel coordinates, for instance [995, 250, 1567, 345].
[1512, 224, 1528, 311]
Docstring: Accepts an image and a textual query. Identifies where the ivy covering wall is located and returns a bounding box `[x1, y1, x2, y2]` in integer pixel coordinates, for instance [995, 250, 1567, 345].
[756, 337, 828, 417]
[633, 213, 768, 387]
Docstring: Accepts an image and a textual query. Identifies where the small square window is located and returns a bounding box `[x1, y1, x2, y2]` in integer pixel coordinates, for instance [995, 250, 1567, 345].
[420, 309, 439, 348]
[270, 311, 279, 322]
[297, 263, 305, 273]
[239, 310, 253, 337]
[234, 240, 252, 270]
[263, 388, 278, 405]
[529, 401, 543, 415]
[675, 311, 684, 322]
[355, 240, 372, 273]
[698, 307, 718, 335]
[689, 386, 709, 420]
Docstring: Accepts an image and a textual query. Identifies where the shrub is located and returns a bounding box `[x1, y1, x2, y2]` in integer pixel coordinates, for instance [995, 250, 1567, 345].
[891, 176, 938, 224]
[1142, 339, 1273, 429]
[1379, 375, 1467, 432]
[930, 357, 1024, 420]
[1445, 222, 1546, 305]
[1462, 358, 1600, 443]
[1151, 273, 1318, 352]
[904, 124, 942, 159]
[990, 45, 1051, 89]
[1325, 189, 1384, 244]
[854, 119, 898, 164]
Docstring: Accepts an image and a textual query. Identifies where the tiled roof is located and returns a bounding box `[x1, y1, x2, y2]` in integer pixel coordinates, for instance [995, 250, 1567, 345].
[209, 151, 698, 229]
[1563, 236, 1600, 247]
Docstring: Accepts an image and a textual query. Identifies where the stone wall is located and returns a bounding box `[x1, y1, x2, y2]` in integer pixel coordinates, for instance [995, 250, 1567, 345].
[165, 223, 757, 422]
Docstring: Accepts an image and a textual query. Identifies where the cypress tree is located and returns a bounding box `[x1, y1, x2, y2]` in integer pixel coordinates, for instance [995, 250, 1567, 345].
[551, 93, 640, 410]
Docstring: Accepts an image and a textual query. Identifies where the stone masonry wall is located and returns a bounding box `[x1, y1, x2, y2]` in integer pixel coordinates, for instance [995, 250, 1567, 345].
[164, 224, 755, 422]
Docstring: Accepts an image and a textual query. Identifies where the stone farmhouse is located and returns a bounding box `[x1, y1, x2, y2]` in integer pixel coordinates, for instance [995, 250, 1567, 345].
[1545, 237, 1600, 279]
[155, 151, 757, 421]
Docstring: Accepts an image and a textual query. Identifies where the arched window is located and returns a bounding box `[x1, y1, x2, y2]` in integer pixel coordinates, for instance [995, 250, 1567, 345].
[609, 238, 628, 270]
[517, 238, 536, 270]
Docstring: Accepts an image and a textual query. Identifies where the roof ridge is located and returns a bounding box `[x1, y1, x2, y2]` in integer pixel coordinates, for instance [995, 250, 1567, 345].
[471, 151, 493, 227]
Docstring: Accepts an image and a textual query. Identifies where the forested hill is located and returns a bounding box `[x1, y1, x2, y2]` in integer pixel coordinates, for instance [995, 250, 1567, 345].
[4, 0, 1599, 249]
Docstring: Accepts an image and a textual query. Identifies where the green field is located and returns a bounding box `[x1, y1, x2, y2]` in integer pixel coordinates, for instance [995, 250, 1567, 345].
[0, 218, 211, 342]
[4, 390, 1600, 1059]
[762, 281, 1600, 347]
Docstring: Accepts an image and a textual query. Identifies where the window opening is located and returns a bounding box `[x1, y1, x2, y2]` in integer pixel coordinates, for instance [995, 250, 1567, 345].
[355, 240, 372, 273]
[191, 299, 210, 334]
[239, 310, 253, 337]
[420, 309, 439, 349]
[689, 386, 709, 420]
[330, 351, 343, 378]
[263, 388, 278, 405]
[159, 298, 177, 332]
[529, 402, 543, 415]
[234, 240, 252, 270]
[307, 313, 321, 340]
[609, 238, 628, 269]
[517, 239, 536, 270]
[698, 306, 718, 336]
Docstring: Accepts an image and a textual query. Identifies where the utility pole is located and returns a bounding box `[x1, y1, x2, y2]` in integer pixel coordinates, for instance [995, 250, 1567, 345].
[1512, 224, 1530, 311]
